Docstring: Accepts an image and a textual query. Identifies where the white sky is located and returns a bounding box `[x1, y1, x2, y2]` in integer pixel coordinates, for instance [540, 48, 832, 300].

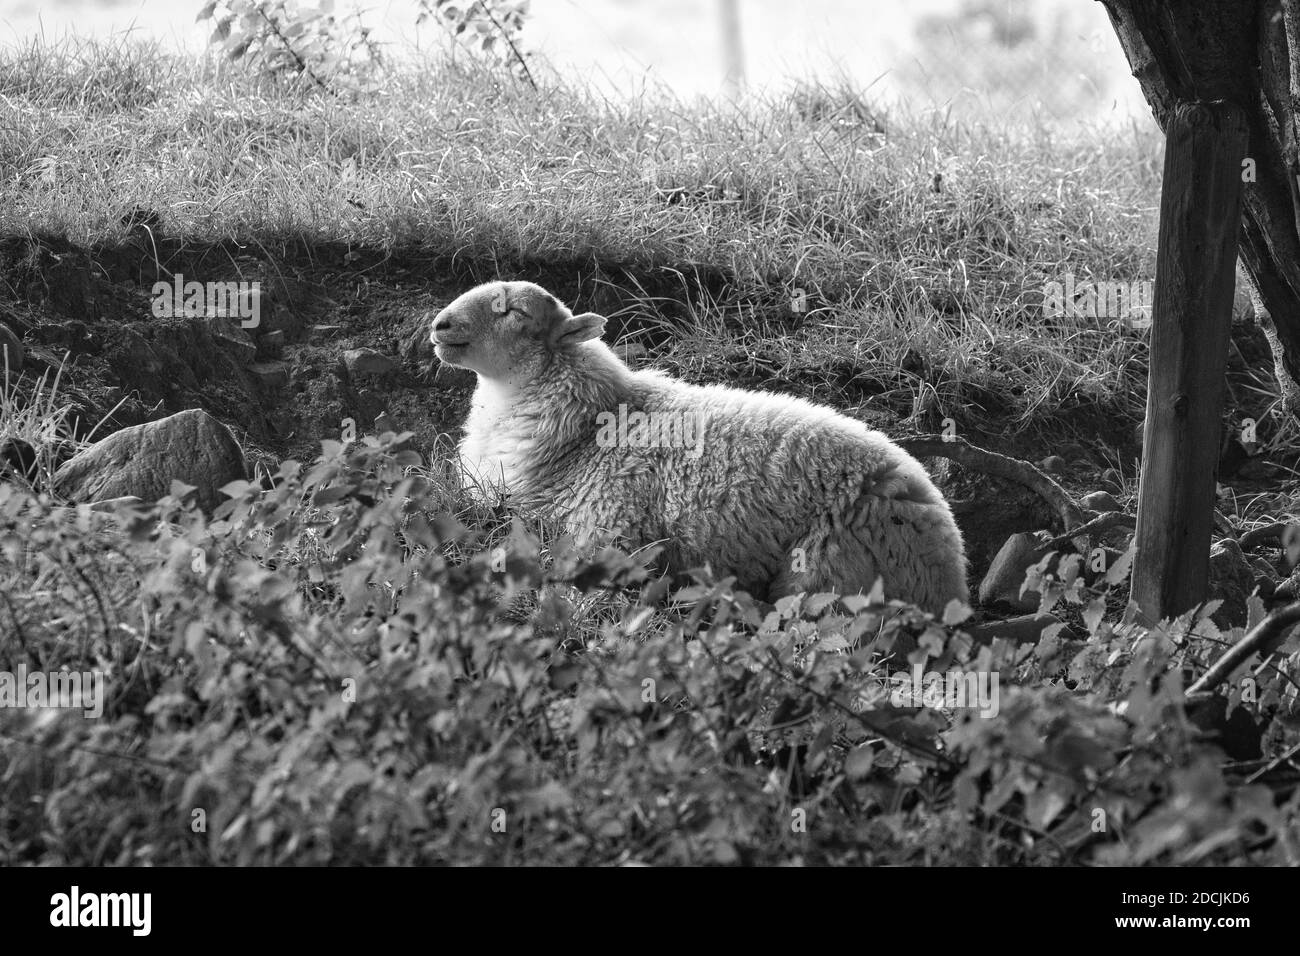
[0, 0, 1142, 116]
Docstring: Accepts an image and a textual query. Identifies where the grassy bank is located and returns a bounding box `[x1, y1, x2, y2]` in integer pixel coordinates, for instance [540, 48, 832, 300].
[2, 38, 1298, 867]
[0, 37, 1170, 445]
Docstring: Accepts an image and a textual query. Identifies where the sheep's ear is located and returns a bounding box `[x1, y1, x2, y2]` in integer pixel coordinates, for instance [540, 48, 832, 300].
[553, 312, 605, 348]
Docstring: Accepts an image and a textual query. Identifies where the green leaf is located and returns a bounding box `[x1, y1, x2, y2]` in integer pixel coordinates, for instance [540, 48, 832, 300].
[1245, 592, 1267, 631]
[942, 599, 972, 625]
[840, 594, 875, 614]
[1102, 543, 1136, 586]
[1082, 595, 1106, 635]
[845, 746, 874, 779]
[219, 479, 255, 499]
[168, 479, 198, 500]
[1025, 786, 1068, 830]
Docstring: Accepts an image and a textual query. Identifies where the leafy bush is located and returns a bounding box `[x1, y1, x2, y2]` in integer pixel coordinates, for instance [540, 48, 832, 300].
[198, 0, 382, 93]
[0, 435, 1297, 864]
[197, 0, 534, 94]
[418, 0, 536, 89]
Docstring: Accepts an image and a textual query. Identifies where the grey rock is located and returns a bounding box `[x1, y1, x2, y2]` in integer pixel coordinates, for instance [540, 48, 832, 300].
[54, 409, 248, 513]
[258, 302, 306, 341]
[250, 361, 290, 389]
[978, 531, 1049, 611]
[344, 348, 396, 377]
[203, 315, 257, 365]
[1080, 490, 1120, 514]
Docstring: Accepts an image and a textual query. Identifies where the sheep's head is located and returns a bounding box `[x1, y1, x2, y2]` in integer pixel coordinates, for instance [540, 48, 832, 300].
[430, 281, 606, 383]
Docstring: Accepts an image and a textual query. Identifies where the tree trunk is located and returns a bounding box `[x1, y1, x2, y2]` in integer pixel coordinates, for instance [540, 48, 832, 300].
[1103, 0, 1300, 415]
[1131, 102, 1248, 624]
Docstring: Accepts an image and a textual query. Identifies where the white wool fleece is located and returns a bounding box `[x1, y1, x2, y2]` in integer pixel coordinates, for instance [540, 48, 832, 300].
[431, 280, 968, 613]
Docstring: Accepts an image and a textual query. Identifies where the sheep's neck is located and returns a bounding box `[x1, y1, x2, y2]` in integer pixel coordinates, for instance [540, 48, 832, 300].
[461, 350, 631, 496]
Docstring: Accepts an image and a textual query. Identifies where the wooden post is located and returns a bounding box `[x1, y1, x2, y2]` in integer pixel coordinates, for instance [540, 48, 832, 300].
[1132, 100, 1248, 625]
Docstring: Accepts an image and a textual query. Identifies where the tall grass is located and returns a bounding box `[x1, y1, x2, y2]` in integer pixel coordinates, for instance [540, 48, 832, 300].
[0, 36, 1167, 441]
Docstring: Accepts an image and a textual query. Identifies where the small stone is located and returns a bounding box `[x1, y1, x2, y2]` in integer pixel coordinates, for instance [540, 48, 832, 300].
[203, 315, 257, 366]
[1237, 458, 1276, 481]
[1038, 455, 1067, 474]
[259, 303, 306, 341]
[1057, 442, 1087, 462]
[250, 361, 290, 389]
[978, 531, 1049, 611]
[1099, 468, 1123, 492]
[343, 348, 396, 376]
[1080, 490, 1120, 513]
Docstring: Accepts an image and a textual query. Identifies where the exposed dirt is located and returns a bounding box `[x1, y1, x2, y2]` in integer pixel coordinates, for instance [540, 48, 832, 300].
[0, 233, 711, 478]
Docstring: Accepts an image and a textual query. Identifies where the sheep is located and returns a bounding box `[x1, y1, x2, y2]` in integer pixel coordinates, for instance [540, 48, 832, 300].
[430, 281, 968, 614]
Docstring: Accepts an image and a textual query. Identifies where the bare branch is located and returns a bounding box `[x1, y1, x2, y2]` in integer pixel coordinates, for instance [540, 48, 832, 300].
[898, 435, 1084, 531]
[1186, 601, 1300, 699]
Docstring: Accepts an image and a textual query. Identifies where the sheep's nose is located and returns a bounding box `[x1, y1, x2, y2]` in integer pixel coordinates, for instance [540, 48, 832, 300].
[430, 311, 454, 338]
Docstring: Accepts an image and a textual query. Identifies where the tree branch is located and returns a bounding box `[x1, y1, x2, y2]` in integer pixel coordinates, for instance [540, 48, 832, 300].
[1186, 601, 1300, 699]
[898, 435, 1084, 531]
